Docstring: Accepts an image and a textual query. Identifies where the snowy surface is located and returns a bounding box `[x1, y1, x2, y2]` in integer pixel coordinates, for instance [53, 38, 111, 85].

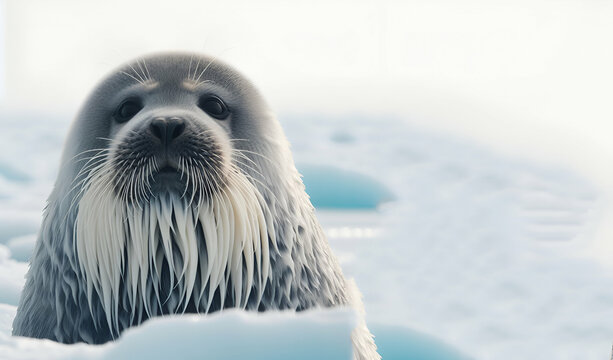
[0, 304, 356, 360]
[1, 112, 612, 359]
[289, 114, 613, 360]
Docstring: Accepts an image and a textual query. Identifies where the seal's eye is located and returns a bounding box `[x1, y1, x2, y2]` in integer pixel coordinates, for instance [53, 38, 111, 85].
[114, 98, 143, 123]
[199, 96, 229, 120]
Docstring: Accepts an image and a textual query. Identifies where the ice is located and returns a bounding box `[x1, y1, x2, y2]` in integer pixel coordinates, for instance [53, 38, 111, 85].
[299, 164, 394, 209]
[370, 324, 471, 360]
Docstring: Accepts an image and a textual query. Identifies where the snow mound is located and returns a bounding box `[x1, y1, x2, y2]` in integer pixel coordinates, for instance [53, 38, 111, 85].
[1, 306, 356, 360]
[0, 304, 472, 360]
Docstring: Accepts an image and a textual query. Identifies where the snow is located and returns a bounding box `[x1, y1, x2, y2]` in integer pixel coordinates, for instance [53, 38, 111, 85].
[0, 304, 356, 360]
[0, 245, 27, 306]
[0, 111, 612, 359]
[5, 235, 35, 263]
[285, 114, 613, 359]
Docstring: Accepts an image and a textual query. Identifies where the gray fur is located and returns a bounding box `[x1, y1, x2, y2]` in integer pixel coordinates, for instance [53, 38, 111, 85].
[12, 53, 379, 359]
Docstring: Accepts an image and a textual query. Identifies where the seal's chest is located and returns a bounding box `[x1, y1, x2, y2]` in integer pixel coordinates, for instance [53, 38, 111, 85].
[76, 180, 273, 335]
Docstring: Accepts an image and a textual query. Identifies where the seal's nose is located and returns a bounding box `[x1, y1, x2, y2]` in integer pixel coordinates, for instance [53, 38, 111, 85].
[150, 117, 186, 145]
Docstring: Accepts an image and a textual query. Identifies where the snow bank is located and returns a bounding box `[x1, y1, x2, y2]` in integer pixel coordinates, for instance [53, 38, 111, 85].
[0, 304, 473, 360]
[0, 306, 356, 360]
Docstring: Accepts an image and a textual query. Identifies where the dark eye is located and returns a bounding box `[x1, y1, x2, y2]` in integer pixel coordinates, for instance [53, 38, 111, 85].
[199, 96, 229, 120]
[114, 98, 143, 123]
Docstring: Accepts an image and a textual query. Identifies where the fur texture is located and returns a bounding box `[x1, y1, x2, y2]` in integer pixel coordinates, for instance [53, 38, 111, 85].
[12, 53, 380, 359]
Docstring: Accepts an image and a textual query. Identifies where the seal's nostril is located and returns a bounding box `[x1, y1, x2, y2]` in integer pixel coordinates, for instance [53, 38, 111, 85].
[168, 119, 185, 140]
[150, 117, 185, 145]
[150, 118, 166, 141]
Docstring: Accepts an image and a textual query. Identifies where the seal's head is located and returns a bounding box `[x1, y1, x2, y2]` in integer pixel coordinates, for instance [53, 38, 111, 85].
[61, 53, 295, 337]
[68, 53, 277, 205]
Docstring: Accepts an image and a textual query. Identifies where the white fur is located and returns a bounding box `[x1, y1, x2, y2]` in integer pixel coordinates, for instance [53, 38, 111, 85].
[75, 158, 274, 335]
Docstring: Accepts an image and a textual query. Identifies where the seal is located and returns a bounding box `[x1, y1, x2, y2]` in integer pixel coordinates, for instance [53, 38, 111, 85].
[12, 53, 379, 359]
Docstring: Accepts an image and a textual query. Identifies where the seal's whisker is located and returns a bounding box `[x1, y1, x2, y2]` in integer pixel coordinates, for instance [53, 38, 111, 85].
[127, 63, 146, 83]
[195, 80, 213, 86]
[194, 47, 233, 86]
[192, 58, 201, 81]
[194, 168, 207, 208]
[95, 137, 115, 144]
[121, 71, 144, 85]
[119, 158, 138, 202]
[128, 163, 142, 210]
[67, 164, 105, 203]
[187, 158, 199, 207]
[178, 158, 190, 201]
[231, 151, 263, 174]
[232, 164, 270, 193]
[68, 161, 109, 190]
[233, 148, 276, 165]
[201, 156, 224, 190]
[194, 129, 216, 137]
[63, 151, 109, 203]
[70, 147, 110, 160]
[194, 56, 216, 85]
[136, 60, 147, 82]
[142, 59, 152, 82]
[63, 161, 109, 224]
[143, 159, 156, 201]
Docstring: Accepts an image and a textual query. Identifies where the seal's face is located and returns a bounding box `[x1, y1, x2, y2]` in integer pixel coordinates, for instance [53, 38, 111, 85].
[104, 58, 256, 204]
[66, 54, 282, 335]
